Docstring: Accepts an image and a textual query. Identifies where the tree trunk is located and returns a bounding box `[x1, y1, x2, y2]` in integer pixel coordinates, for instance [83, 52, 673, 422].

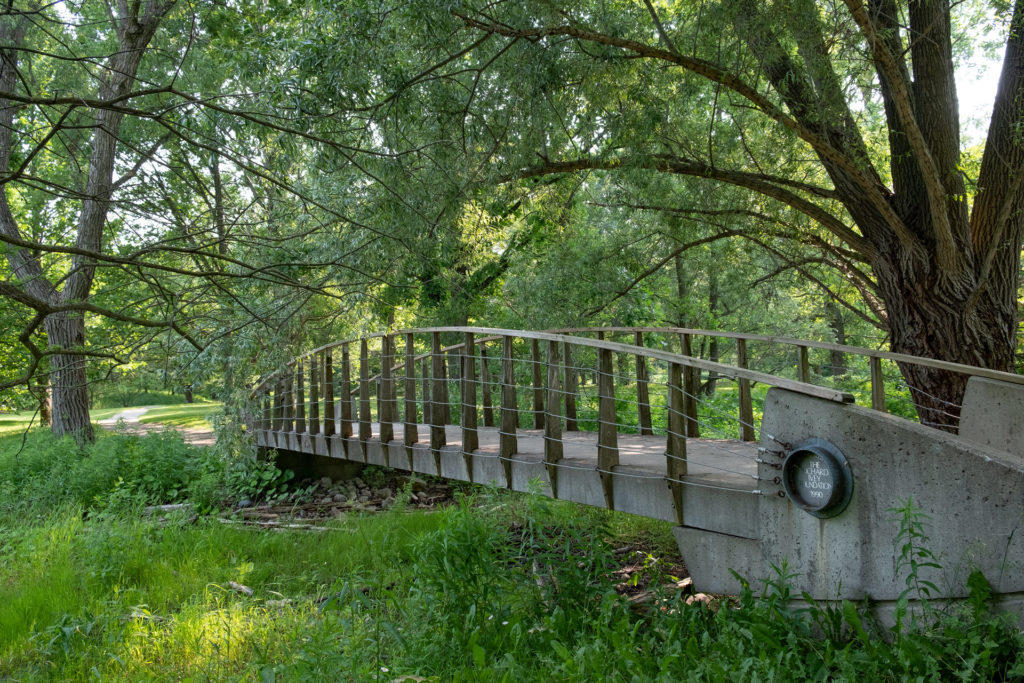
[35, 378, 51, 427]
[703, 266, 720, 396]
[44, 312, 94, 443]
[872, 242, 1019, 431]
[824, 299, 847, 376]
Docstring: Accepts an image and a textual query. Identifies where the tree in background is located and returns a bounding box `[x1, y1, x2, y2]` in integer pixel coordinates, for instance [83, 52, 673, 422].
[331, 0, 1022, 428]
[0, 0, 177, 442]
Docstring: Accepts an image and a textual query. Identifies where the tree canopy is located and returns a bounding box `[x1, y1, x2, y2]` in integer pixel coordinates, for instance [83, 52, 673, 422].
[1, 0, 1021, 437]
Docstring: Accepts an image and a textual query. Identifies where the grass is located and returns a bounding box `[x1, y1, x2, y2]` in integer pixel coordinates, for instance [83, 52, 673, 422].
[0, 410, 44, 436]
[137, 403, 223, 429]
[0, 402, 223, 436]
[1, 425, 1021, 681]
[0, 507, 447, 680]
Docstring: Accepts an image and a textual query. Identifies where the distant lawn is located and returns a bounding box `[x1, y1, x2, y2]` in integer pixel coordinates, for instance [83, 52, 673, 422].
[0, 411, 44, 436]
[0, 401, 222, 435]
[137, 403, 222, 429]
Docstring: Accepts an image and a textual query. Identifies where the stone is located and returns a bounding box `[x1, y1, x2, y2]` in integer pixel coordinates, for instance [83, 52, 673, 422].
[352, 477, 366, 488]
[382, 497, 395, 508]
[237, 498, 253, 509]
[333, 493, 347, 503]
[319, 476, 332, 490]
[358, 495, 370, 503]
[686, 593, 713, 607]
[377, 487, 393, 499]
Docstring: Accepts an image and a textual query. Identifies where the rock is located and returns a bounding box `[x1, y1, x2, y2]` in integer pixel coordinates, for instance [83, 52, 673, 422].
[377, 487, 392, 499]
[411, 480, 427, 494]
[358, 495, 370, 503]
[685, 593, 713, 607]
[382, 496, 395, 508]
[319, 476, 332, 490]
[237, 498, 253, 509]
[317, 496, 332, 505]
[333, 493, 347, 503]
[359, 488, 370, 497]
[352, 477, 366, 488]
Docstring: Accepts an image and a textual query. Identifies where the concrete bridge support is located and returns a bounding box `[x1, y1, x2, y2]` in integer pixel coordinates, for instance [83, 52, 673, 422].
[676, 376, 1024, 619]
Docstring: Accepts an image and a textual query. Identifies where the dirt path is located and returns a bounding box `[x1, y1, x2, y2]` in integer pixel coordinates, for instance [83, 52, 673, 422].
[98, 407, 216, 447]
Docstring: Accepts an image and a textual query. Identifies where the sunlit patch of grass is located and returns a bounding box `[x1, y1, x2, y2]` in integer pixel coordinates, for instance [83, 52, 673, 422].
[137, 403, 223, 429]
[0, 411, 45, 436]
[0, 506, 446, 680]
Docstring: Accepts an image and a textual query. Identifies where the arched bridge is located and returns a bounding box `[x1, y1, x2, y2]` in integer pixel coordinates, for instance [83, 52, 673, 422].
[250, 327, 1024, 617]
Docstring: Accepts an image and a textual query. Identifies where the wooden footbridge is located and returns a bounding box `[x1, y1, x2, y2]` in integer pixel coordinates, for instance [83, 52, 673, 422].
[250, 327, 1024, 616]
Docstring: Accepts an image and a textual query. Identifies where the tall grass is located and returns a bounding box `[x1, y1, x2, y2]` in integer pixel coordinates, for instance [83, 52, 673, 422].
[1, 431, 1021, 681]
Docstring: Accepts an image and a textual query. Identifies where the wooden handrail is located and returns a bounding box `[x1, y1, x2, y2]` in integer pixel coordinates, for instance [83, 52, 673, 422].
[251, 325, 1022, 399]
[253, 327, 856, 403]
[550, 326, 1024, 384]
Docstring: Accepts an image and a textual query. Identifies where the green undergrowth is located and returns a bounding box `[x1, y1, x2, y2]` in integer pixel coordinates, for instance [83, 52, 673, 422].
[1, 431, 1022, 681]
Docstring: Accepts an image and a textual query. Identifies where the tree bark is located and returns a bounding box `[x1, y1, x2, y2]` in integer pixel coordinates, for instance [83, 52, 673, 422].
[44, 312, 93, 442]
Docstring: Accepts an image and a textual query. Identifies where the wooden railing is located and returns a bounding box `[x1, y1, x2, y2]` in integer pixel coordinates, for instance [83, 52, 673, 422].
[251, 326, 1024, 456]
[554, 327, 1024, 427]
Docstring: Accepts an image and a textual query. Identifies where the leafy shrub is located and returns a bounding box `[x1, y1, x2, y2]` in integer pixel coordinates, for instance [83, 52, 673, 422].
[0, 427, 290, 517]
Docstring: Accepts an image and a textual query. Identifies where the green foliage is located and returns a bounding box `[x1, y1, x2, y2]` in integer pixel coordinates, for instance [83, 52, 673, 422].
[1, 434, 1022, 681]
[0, 430, 203, 515]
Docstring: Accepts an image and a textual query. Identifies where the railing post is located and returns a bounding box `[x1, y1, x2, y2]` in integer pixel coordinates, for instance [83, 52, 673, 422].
[480, 345, 495, 427]
[500, 335, 518, 488]
[262, 390, 273, 432]
[798, 345, 811, 383]
[870, 356, 887, 412]
[283, 370, 294, 433]
[440, 347, 452, 426]
[634, 331, 652, 436]
[404, 333, 419, 451]
[667, 362, 687, 525]
[340, 343, 353, 438]
[532, 338, 545, 429]
[545, 340, 563, 498]
[462, 332, 479, 481]
[597, 345, 618, 510]
[309, 354, 320, 436]
[295, 360, 306, 434]
[421, 356, 432, 426]
[323, 350, 336, 437]
[736, 338, 755, 441]
[431, 332, 447, 475]
[380, 335, 394, 450]
[681, 333, 700, 438]
[272, 377, 284, 432]
[359, 338, 371, 459]
[564, 341, 578, 431]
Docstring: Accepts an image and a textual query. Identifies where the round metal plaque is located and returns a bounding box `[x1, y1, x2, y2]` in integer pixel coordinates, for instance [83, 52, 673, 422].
[781, 439, 853, 518]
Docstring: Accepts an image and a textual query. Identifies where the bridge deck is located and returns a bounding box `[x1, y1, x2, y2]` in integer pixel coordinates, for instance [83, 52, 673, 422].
[403, 424, 757, 489]
[258, 423, 761, 532]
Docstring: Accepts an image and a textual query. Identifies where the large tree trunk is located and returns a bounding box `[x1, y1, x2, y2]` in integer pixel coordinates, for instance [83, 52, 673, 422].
[872, 239, 1019, 431]
[44, 312, 94, 443]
